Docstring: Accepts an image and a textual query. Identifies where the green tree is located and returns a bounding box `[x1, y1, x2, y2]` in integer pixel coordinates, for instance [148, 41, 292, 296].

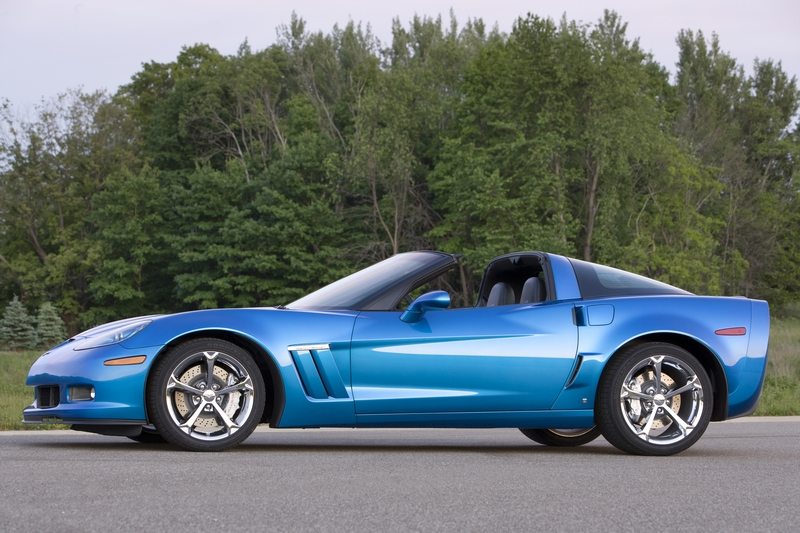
[1, 11, 798, 320]
[85, 165, 170, 325]
[0, 296, 38, 350]
[0, 90, 138, 330]
[674, 30, 799, 300]
[170, 125, 349, 309]
[35, 301, 66, 347]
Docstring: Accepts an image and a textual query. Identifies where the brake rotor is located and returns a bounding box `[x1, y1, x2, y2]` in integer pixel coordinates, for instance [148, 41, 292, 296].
[626, 371, 682, 430]
[174, 363, 242, 434]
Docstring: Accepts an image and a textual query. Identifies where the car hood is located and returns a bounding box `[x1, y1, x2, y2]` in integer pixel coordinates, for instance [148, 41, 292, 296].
[111, 306, 359, 350]
[72, 314, 165, 341]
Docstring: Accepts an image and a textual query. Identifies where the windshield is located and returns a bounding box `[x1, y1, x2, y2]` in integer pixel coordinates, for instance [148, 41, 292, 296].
[289, 251, 453, 310]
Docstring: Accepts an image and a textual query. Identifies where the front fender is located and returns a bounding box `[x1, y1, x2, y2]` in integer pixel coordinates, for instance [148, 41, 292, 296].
[125, 308, 359, 427]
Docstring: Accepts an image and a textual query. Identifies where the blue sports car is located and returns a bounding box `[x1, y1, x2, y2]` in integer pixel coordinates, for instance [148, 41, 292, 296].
[24, 251, 769, 455]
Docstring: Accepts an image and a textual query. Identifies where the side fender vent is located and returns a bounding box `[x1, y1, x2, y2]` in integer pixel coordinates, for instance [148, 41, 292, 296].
[288, 344, 349, 400]
[565, 356, 584, 388]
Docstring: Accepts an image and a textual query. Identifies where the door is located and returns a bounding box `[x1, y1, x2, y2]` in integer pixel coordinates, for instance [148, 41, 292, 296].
[351, 301, 578, 414]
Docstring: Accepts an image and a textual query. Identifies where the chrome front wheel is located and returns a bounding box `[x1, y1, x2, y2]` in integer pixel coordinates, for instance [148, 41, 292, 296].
[148, 339, 265, 451]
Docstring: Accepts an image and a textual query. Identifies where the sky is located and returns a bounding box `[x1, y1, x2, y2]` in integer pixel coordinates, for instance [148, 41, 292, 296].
[1, 0, 799, 114]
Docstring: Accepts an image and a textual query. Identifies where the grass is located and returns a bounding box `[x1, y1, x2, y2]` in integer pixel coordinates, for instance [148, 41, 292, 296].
[1, 318, 798, 429]
[754, 317, 800, 415]
[0, 350, 67, 430]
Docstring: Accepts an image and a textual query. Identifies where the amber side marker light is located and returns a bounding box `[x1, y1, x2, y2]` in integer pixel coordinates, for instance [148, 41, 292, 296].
[104, 355, 147, 366]
[715, 327, 747, 336]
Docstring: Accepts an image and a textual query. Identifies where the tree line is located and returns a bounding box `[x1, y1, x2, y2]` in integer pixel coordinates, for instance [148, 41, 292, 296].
[1, 11, 798, 334]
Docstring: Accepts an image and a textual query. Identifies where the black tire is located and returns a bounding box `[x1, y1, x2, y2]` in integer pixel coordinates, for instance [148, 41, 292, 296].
[519, 427, 601, 447]
[596, 342, 713, 456]
[127, 426, 166, 444]
[147, 338, 266, 452]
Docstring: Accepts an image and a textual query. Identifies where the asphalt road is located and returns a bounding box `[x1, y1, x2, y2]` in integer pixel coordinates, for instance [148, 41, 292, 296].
[1, 418, 798, 532]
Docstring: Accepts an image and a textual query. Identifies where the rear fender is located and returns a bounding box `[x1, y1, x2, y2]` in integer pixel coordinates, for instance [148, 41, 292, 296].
[552, 296, 755, 420]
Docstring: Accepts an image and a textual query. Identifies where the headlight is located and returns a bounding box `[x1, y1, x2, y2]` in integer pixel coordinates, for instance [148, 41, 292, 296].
[74, 321, 151, 350]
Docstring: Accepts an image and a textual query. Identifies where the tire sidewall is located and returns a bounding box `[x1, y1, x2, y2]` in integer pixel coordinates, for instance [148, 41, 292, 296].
[520, 427, 602, 447]
[127, 426, 166, 444]
[597, 342, 713, 456]
[147, 338, 266, 452]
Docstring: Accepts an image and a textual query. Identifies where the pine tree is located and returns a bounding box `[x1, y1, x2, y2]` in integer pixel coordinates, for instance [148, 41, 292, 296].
[0, 296, 38, 350]
[35, 302, 67, 348]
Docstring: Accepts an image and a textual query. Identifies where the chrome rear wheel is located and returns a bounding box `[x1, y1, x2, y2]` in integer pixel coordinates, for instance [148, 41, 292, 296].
[597, 343, 713, 456]
[619, 355, 705, 446]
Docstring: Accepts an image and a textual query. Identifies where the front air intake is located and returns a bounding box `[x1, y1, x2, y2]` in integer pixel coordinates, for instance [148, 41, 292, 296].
[37, 385, 60, 408]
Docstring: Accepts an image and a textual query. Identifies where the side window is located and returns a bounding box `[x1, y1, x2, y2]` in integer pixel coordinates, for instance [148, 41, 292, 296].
[568, 258, 688, 298]
[477, 255, 548, 306]
[395, 266, 472, 310]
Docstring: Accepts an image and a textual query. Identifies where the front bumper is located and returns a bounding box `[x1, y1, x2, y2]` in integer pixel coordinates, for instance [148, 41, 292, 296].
[23, 341, 162, 425]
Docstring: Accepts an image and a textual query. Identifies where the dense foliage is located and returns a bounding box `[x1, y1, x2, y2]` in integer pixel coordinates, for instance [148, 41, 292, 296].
[1, 12, 798, 333]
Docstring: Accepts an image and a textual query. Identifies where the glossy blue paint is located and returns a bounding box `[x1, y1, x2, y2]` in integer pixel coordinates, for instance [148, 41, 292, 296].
[26, 308, 361, 427]
[730, 299, 769, 416]
[24, 342, 159, 422]
[546, 253, 581, 300]
[23, 250, 770, 436]
[356, 409, 595, 428]
[586, 304, 614, 326]
[400, 290, 450, 322]
[351, 302, 578, 415]
[551, 295, 764, 418]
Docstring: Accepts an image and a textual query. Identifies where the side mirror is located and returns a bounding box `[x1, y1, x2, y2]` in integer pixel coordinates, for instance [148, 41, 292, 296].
[400, 290, 450, 323]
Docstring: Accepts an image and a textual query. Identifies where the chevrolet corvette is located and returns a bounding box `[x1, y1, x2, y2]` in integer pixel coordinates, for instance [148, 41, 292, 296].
[23, 251, 769, 455]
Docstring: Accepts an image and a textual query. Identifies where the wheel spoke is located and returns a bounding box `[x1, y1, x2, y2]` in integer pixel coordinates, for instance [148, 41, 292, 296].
[204, 351, 218, 386]
[179, 402, 206, 434]
[650, 356, 664, 387]
[665, 375, 701, 399]
[612, 351, 711, 451]
[217, 375, 253, 396]
[621, 384, 652, 401]
[637, 409, 659, 441]
[167, 374, 203, 396]
[663, 404, 694, 436]
[210, 401, 239, 435]
[163, 347, 260, 445]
